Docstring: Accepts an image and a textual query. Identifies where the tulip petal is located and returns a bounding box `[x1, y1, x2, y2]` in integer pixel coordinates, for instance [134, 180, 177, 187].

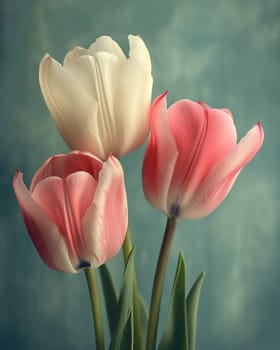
[82, 155, 128, 267]
[13, 171, 76, 273]
[40, 35, 152, 160]
[113, 36, 152, 156]
[30, 151, 103, 191]
[39, 55, 107, 158]
[63, 46, 89, 66]
[128, 35, 152, 72]
[32, 172, 97, 267]
[63, 53, 120, 101]
[167, 100, 237, 212]
[88, 35, 126, 61]
[142, 92, 177, 215]
[180, 123, 264, 219]
[62, 52, 129, 159]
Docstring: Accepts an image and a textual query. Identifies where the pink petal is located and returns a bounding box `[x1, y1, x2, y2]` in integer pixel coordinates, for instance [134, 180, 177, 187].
[142, 92, 177, 215]
[13, 171, 76, 273]
[198, 101, 233, 119]
[32, 171, 97, 268]
[82, 155, 128, 267]
[167, 100, 237, 212]
[180, 122, 264, 219]
[30, 151, 103, 191]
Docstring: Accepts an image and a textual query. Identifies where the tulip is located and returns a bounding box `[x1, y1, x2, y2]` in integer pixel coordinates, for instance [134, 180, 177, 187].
[142, 92, 264, 220]
[13, 151, 128, 273]
[39, 35, 152, 160]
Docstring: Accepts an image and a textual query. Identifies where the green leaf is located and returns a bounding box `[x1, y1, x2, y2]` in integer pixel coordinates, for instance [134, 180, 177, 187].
[138, 292, 148, 336]
[158, 252, 188, 350]
[109, 248, 135, 350]
[119, 308, 134, 350]
[99, 264, 118, 336]
[186, 271, 206, 350]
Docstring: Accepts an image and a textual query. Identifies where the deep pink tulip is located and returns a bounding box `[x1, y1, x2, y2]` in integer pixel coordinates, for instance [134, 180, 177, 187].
[142, 92, 264, 219]
[13, 151, 128, 273]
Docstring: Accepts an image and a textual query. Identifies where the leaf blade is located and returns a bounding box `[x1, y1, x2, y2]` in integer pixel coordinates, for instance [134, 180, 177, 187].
[99, 264, 118, 336]
[109, 248, 135, 350]
[120, 308, 134, 350]
[158, 252, 188, 350]
[186, 271, 206, 350]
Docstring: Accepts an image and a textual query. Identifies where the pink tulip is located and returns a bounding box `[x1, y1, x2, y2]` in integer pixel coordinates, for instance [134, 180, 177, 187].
[142, 92, 264, 220]
[13, 151, 128, 273]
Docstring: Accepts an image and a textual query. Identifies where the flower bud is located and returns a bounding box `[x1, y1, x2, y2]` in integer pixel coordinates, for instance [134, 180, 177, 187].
[13, 151, 128, 272]
[39, 35, 153, 160]
[142, 92, 264, 219]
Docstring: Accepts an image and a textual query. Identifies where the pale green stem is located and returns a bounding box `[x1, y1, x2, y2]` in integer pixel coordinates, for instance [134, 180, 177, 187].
[146, 216, 177, 350]
[122, 225, 143, 350]
[84, 268, 105, 350]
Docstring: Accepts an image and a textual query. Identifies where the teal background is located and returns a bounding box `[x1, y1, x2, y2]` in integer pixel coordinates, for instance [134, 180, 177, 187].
[1, 0, 279, 349]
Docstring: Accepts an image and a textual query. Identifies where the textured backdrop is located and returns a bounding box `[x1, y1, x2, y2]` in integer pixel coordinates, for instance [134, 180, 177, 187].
[1, 0, 280, 349]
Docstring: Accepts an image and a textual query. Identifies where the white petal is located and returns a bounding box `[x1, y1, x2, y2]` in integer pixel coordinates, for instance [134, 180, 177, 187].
[65, 52, 125, 158]
[128, 35, 152, 72]
[65, 53, 120, 108]
[63, 46, 89, 66]
[88, 35, 126, 60]
[39, 54, 110, 159]
[113, 36, 152, 155]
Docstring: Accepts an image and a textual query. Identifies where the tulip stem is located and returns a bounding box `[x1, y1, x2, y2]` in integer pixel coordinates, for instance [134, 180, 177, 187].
[84, 268, 105, 350]
[146, 216, 177, 350]
[122, 225, 143, 350]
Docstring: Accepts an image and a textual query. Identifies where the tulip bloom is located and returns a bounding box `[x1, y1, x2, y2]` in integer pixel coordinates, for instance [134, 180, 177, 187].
[39, 35, 152, 160]
[142, 92, 264, 219]
[13, 151, 128, 273]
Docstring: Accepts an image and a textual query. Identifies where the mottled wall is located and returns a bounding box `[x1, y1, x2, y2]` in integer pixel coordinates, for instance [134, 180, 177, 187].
[1, 0, 280, 349]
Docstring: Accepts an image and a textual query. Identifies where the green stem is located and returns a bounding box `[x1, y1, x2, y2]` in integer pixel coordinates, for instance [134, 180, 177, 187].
[146, 216, 177, 350]
[122, 225, 143, 350]
[84, 268, 105, 350]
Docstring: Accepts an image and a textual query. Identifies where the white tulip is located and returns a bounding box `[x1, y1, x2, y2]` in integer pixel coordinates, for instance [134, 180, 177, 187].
[39, 35, 153, 160]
